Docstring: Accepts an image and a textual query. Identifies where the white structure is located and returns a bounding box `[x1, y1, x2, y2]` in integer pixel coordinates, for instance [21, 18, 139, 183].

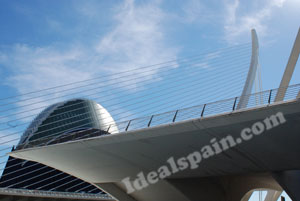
[275, 28, 300, 101]
[237, 29, 259, 109]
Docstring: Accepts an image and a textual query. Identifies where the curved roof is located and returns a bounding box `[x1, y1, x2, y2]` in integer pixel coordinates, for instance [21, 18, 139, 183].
[19, 99, 119, 146]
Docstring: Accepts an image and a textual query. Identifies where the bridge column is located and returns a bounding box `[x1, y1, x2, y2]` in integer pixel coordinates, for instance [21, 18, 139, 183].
[240, 190, 253, 201]
[96, 183, 137, 201]
[264, 190, 282, 201]
[272, 170, 300, 201]
[222, 174, 282, 201]
[94, 173, 282, 201]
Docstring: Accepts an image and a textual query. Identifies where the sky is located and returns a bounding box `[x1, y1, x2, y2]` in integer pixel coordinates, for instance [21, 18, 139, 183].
[0, 0, 299, 97]
[0, 0, 299, 200]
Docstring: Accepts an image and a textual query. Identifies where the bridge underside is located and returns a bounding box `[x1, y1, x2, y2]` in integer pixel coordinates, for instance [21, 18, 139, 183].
[97, 173, 283, 201]
[10, 100, 300, 201]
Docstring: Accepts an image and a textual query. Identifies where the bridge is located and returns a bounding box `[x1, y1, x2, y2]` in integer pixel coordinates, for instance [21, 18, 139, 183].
[1, 28, 300, 201]
[9, 85, 300, 201]
[0, 188, 112, 201]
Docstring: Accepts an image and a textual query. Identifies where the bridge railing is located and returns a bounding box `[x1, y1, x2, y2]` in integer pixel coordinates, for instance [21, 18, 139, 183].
[19, 83, 300, 149]
[0, 188, 113, 200]
[114, 83, 300, 133]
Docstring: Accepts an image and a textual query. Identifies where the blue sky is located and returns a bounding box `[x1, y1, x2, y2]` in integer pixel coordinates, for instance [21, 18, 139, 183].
[0, 0, 299, 200]
[0, 0, 299, 98]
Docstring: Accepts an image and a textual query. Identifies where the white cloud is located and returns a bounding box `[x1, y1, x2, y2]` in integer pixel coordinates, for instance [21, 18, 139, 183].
[191, 51, 221, 69]
[223, 0, 287, 43]
[4, 44, 92, 95]
[271, 0, 286, 7]
[93, 0, 179, 89]
[181, 0, 209, 23]
[96, 0, 178, 73]
[0, 0, 179, 124]
[203, 51, 221, 60]
[2, 0, 178, 94]
[192, 62, 211, 69]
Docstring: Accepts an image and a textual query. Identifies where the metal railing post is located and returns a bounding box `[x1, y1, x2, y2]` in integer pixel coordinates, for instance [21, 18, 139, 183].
[232, 97, 238, 111]
[148, 115, 154, 127]
[107, 125, 111, 133]
[268, 89, 272, 104]
[172, 110, 178, 122]
[125, 120, 131, 131]
[201, 104, 206, 117]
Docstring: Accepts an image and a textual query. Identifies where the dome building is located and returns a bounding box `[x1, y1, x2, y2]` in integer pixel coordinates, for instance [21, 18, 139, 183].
[0, 99, 118, 195]
[18, 98, 118, 148]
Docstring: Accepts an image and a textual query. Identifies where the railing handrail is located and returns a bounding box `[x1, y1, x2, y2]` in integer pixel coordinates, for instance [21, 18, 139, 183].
[17, 83, 300, 149]
[0, 187, 113, 200]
